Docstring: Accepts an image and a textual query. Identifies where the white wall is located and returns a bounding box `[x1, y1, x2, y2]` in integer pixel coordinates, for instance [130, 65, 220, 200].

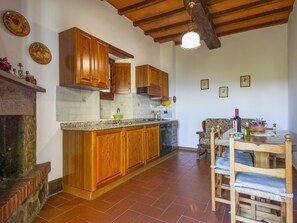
[0, 0, 160, 181]
[176, 25, 288, 148]
[288, 2, 297, 167]
[160, 42, 177, 118]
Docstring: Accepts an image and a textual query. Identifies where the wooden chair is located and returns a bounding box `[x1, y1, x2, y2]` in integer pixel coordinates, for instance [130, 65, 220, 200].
[197, 120, 209, 159]
[229, 133, 293, 223]
[210, 126, 253, 211]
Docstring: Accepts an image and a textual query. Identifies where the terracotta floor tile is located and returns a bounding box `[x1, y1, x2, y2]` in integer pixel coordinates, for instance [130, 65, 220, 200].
[47, 195, 68, 207]
[84, 199, 114, 213]
[74, 205, 114, 223]
[37, 204, 64, 221]
[33, 151, 297, 223]
[130, 202, 164, 219]
[173, 196, 208, 211]
[32, 216, 49, 223]
[106, 198, 136, 217]
[68, 217, 88, 223]
[160, 203, 186, 222]
[55, 192, 77, 200]
[50, 205, 84, 223]
[148, 187, 168, 198]
[112, 210, 140, 223]
[127, 192, 157, 205]
[177, 215, 199, 223]
[134, 215, 166, 223]
[152, 193, 177, 210]
[56, 197, 86, 212]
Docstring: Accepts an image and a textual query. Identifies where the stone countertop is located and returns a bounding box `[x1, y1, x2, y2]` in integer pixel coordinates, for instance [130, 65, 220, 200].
[60, 119, 177, 131]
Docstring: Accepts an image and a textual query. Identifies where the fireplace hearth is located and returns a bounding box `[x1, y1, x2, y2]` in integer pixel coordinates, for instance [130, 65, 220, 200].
[0, 70, 49, 223]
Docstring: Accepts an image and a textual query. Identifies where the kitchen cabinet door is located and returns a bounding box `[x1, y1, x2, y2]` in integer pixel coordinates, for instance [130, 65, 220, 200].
[76, 30, 94, 86]
[145, 124, 160, 163]
[161, 71, 169, 100]
[93, 37, 109, 89]
[124, 126, 145, 173]
[95, 129, 124, 187]
[148, 66, 160, 87]
[113, 63, 131, 93]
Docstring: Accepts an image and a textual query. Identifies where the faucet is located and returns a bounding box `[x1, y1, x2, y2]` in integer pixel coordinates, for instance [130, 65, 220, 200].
[117, 108, 120, 114]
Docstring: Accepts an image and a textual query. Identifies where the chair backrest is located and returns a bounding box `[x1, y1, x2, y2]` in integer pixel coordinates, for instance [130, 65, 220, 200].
[229, 133, 293, 194]
[210, 126, 223, 166]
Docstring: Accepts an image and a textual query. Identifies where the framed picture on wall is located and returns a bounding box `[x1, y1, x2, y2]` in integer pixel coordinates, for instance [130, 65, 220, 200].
[200, 79, 209, 90]
[219, 86, 228, 98]
[240, 75, 251, 87]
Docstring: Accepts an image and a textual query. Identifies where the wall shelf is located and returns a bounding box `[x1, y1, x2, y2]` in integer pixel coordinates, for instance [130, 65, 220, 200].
[0, 69, 46, 92]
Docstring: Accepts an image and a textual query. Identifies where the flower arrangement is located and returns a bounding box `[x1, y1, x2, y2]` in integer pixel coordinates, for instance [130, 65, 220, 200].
[250, 119, 267, 132]
[250, 119, 267, 126]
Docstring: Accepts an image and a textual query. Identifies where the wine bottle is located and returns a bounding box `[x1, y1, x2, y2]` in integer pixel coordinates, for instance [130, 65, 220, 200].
[233, 108, 241, 133]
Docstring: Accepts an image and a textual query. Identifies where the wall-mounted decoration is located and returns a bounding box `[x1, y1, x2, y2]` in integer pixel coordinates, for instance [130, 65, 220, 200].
[29, 42, 52, 65]
[240, 75, 251, 87]
[200, 79, 209, 90]
[219, 86, 228, 98]
[3, 11, 30, 37]
[173, 96, 177, 103]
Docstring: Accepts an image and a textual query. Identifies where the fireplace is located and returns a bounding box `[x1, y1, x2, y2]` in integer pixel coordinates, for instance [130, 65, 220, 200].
[0, 70, 50, 223]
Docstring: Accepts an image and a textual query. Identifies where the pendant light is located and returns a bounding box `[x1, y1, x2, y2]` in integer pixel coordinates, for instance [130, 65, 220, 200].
[181, 0, 201, 49]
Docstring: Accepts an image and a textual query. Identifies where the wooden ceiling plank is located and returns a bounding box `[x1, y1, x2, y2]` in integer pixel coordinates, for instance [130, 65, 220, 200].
[184, 0, 221, 49]
[215, 6, 293, 28]
[118, 0, 166, 15]
[133, 7, 185, 26]
[144, 20, 190, 35]
[154, 28, 203, 43]
[212, 0, 284, 19]
[217, 18, 288, 37]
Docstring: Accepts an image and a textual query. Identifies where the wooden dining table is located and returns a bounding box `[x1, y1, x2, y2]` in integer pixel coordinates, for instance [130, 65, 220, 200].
[215, 129, 297, 168]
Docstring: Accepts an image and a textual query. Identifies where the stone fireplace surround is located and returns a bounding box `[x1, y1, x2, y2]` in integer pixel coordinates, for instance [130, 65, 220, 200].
[0, 70, 50, 223]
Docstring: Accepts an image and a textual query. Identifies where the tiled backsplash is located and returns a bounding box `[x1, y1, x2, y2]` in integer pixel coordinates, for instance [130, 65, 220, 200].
[56, 86, 100, 121]
[56, 87, 173, 121]
[100, 93, 169, 119]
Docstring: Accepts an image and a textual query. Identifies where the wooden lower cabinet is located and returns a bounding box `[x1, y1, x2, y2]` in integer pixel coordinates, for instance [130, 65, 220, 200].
[145, 124, 160, 163]
[95, 129, 124, 187]
[124, 126, 145, 174]
[63, 128, 124, 193]
[62, 123, 172, 199]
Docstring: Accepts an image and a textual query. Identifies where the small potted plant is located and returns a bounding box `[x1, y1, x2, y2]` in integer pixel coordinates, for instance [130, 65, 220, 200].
[250, 119, 267, 132]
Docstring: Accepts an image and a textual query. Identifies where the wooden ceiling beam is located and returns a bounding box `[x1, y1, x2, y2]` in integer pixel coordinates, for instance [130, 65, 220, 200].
[118, 0, 166, 15]
[133, 7, 185, 27]
[144, 21, 190, 35]
[215, 6, 293, 28]
[212, 0, 284, 19]
[184, 0, 221, 49]
[216, 18, 288, 37]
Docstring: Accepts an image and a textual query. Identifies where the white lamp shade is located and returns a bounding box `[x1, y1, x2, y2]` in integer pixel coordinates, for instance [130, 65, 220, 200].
[181, 31, 201, 49]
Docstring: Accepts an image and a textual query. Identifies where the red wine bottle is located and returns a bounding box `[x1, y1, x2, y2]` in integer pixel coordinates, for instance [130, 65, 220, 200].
[233, 108, 241, 133]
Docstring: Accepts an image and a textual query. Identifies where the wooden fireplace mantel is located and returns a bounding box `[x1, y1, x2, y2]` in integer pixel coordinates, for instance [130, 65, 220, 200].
[0, 69, 46, 93]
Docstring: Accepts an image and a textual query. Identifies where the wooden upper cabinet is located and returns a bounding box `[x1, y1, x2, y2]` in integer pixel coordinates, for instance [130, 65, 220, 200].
[59, 27, 109, 90]
[136, 65, 160, 88]
[113, 63, 131, 93]
[145, 124, 160, 163]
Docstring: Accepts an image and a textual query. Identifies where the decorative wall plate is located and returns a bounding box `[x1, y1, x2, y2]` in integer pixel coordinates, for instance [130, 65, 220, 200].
[3, 11, 30, 36]
[29, 42, 52, 65]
